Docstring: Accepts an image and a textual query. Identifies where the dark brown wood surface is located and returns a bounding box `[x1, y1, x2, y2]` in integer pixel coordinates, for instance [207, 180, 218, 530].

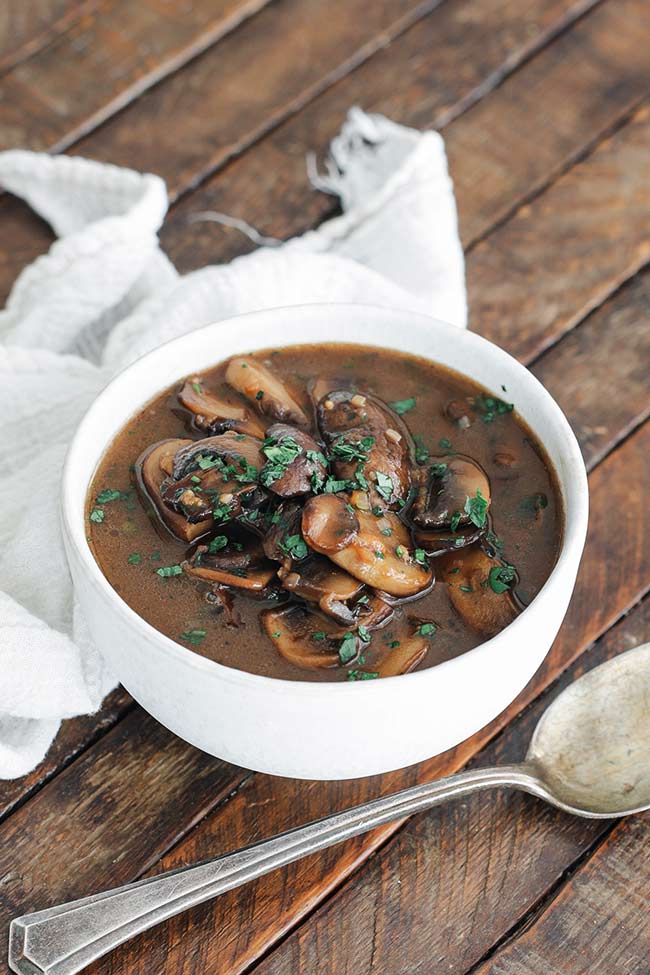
[0, 2, 648, 973]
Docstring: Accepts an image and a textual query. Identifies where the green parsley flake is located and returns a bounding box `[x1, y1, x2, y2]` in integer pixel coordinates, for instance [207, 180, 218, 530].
[339, 632, 357, 664]
[271, 631, 281, 639]
[389, 397, 416, 415]
[431, 463, 448, 478]
[179, 629, 207, 646]
[375, 550, 385, 559]
[330, 436, 374, 463]
[191, 381, 203, 394]
[347, 670, 379, 681]
[414, 436, 430, 465]
[520, 493, 548, 513]
[150, 550, 161, 561]
[414, 549, 427, 565]
[473, 393, 514, 423]
[90, 508, 105, 524]
[95, 489, 122, 504]
[459, 585, 474, 593]
[450, 511, 462, 532]
[416, 622, 436, 637]
[464, 489, 488, 529]
[156, 564, 183, 578]
[312, 631, 326, 641]
[389, 640, 400, 649]
[395, 545, 405, 558]
[374, 471, 393, 501]
[323, 476, 351, 494]
[439, 438, 453, 451]
[358, 625, 371, 643]
[381, 527, 393, 536]
[488, 565, 517, 594]
[127, 553, 142, 565]
[208, 535, 229, 553]
[281, 534, 308, 560]
[255, 390, 264, 400]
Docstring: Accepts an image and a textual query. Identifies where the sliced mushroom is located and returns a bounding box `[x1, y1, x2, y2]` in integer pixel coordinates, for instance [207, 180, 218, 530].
[410, 454, 491, 531]
[263, 500, 305, 562]
[205, 585, 241, 627]
[278, 556, 361, 625]
[177, 378, 266, 438]
[441, 546, 518, 637]
[261, 423, 328, 497]
[135, 439, 213, 542]
[302, 494, 360, 554]
[376, 618, 430, 677]
[184, 534, 276, 591]
[262, 604, 360, 670]
[302, 494, 432, 598]
[225, 356, 308, 427]
[315, 389, 412, 509]
[414, 523, 484, 557]
[171, 431, 264, 481]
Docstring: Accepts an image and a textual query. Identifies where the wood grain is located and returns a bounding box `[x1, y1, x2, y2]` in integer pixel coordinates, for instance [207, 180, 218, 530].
[83, 419, 650, 975]
[0, 709, 248, 962]
[0, 0, 275, 151]
[473, 817, 650, 974]
[468, 103, 650, 362]
[532, 268, 650, 470]
[249, 598, 650, 975]
[0, 0, 603, 304]
[0, 0, 96, 73]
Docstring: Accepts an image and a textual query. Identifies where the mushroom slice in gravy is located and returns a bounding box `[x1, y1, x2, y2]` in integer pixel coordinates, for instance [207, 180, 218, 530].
[178, 378, 266, 438]
[262, 604, 361, 670]
[375, 618, 431, 677]
[441, 546, 518, 637]
[184, 535, 276, 591]
[302, 494, 432, 598]
[226, 356, 308, 427]
[261, 423, 328, 497]
[411, 455, 491, 532]
[280, 556, 363, 622]
[316, 389, 412, 509]
[135, 438, 214, 542]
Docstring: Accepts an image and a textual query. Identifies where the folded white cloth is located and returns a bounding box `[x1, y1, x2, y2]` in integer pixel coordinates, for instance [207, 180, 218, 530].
[0, 108, 466, 779]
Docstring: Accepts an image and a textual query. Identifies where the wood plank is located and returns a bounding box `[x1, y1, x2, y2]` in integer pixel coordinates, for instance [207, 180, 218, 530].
[0, 0, 96, 74]
[0, 0, 603, 304]
[161, 0, 649, 268]
[472, 816, 650, 974]
[0, 0, 275, 151]
[247, 598, 650, 975]
[0, 710, 249, 962]
[468, 103, 650, 361]
[83, 419, 650, 975]
[0, 687, 132, 822]
[531, 269, 650, 470]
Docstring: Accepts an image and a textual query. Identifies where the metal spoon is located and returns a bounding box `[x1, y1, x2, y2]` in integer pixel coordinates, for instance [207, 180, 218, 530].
[9, 644, 650, 975]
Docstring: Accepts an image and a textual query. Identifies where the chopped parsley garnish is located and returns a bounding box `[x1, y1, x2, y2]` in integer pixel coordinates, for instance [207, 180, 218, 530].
[520, 493, 548, 513]
[208, 535, 229, 553]
[414, 435, 430, 465]
[280, 534, 308, 560]
[459, 585, 474, 593]
[347, 670, 379, 681]
[255, 390, 264, 400]
[212, 504, 233, 523]
[395, 545, 405, 559]
[330, 436, 374, 463]
[439, 438, 453, 451]
[416, 623, 436, 636]
[306, 449, 328, 466]
[374, 471, 393, 501]
[322, 476, 350, 494]
[127, 553, 142, 565]
[388, 640, 400, 649]
[389, 397, 416, 415]
[450, 511, 462, 532]
[357, 595, 369, 604]
[358, 625, 371, 643]
[355, 465, 369, 490]
[464, 489, 488, 529]
[95, 488, 122, 504]
[272, 631, 281, 639]
[261, 435, 302, 486]
[414, 549, 428, 565]
[431, 463, 447, 478]
[312, 631, 326, 641]
[190, 475, 202, 484]
[473, 393, 514, 423]
[484, 530, 504, 554]
[488, 565, 517, 594]
[339, 632, 357, 664]
[150, 550, 161, 561]
[89, 508, 105, 523]
[191, 381, 203, 394]
[197, 454, 221, 471]
[381, 527, 393, 536]
[156, 564, 183, 578]
[375, 550, 385, 559]
[179, 628, 207, 646]
[371, 506, 383, 517]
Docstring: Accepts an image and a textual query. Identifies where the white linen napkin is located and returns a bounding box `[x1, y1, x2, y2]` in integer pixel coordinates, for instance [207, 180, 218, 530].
[0, 108, 466, 779]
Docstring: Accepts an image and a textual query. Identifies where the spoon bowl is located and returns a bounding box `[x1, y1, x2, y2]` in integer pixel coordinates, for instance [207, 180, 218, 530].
[527, 643, 650, 816]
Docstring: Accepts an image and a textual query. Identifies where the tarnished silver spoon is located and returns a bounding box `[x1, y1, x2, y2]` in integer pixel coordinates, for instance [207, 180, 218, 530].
[9, 644, 650, 975]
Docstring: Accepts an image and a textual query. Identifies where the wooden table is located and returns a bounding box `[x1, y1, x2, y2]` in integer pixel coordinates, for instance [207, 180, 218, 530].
[1, 1, 649, 972]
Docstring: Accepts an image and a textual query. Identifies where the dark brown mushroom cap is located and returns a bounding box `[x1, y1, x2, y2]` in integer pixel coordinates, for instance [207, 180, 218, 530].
[177, 378, 266, 438]
[375, 616, 430, 677]
[279, 555, 363, 625]
[440, 546, 518, 637]
[261, 423, 328, 497]
[261, 604, 360, 670]
[303, 494, 432, 598]
[316, 389, 412, 509]
[302, 494, 360, 554]
[135, 438, 213, 542]
[410, 454, 491, 530]
[263, 500, 305, 562]
[184, 534, 276, 591]
[225, 356, 308, 427]
[171, 431, 264, 481]
[413, 522, 484, 557]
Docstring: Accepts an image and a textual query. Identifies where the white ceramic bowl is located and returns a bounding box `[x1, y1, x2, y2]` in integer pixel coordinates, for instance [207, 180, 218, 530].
[62, 304, 588, 780]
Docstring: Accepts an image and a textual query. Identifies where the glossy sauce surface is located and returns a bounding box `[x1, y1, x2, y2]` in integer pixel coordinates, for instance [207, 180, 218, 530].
[87, 343, 563, 681]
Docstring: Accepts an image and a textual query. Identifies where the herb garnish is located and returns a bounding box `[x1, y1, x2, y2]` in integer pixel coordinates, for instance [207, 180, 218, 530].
[414, 435, 430, 465]
[156, 564, 183, 578]
[416, 623, 436, 636]
[280, 534, 308, 560]
[339, 632, 357, 664]
[347, 670, 379, 681]
[95, 489, 122, 504]
[473, 394, 514, 423]
[89, 508, 105, 523]
[488, 565, 517, 594]
[208, 535, 229, 553]
[374, 471, 393, 501]
[312, 631, 326, 641]
[389, 397, 416, 415]
[330, 436, 374, 463]
[464, 489, 488, 529]
[414, 549, 428, 565]
[127, 553, 142, 565]
[358, 625, 371, 643]
[255, 390, 264, 400]
[520, 493, 548, 513]
[431, 463, 448, 478]
[179, 628, 207, 646]
[450, 511, 462, 532]
[439, 437, 453, 451]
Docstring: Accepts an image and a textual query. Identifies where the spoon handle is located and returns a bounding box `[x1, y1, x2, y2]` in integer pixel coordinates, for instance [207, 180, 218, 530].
[9, 763, 541, 975]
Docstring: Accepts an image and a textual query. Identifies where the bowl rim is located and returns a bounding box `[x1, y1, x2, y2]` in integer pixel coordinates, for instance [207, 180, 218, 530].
[61, 302, 589, 696]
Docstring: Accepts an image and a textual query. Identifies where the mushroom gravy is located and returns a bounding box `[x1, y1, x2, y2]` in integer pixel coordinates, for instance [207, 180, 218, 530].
[87, 343, 563, 682]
